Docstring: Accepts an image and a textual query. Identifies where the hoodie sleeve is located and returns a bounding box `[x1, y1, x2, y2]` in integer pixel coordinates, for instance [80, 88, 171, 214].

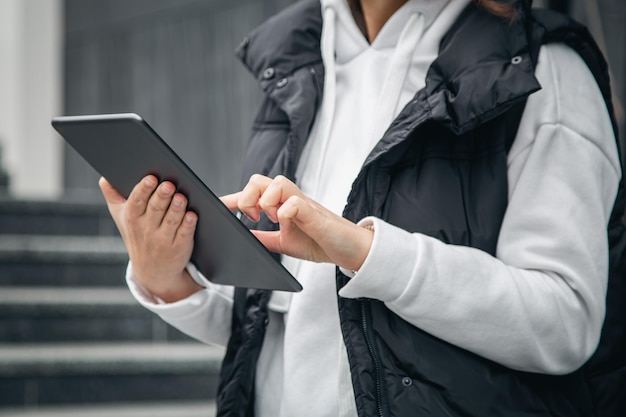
[339, 43, 621, 374]
[127, 261, 234, 347]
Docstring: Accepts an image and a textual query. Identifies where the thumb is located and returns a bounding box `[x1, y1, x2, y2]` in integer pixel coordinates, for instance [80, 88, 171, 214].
[251, 230, 283, 253]
[220, 191, 241, 211]
[99, 177, 126, 207]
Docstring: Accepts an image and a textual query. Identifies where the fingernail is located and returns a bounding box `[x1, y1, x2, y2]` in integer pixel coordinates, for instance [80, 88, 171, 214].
[246, 212, 259, 222]
[185, 213, 196, 223]
[144, 177, 156, 187]
[173, 197, 183, 207]
[161, 183, 174, 194]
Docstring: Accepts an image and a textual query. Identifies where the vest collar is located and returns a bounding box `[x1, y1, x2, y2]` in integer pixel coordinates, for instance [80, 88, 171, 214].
[424, 2, 540, 134]
[235, 0, 323, 93]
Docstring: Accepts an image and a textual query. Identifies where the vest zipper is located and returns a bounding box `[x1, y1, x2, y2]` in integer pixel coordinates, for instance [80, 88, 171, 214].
[309, 66, 323, 102]
[364, 166, 374, 217]
[361, 300, 385, 417]
[361, 168, 385, 417]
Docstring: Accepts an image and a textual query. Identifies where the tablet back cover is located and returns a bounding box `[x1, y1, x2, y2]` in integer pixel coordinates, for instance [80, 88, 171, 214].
[52, 113, 302, 292]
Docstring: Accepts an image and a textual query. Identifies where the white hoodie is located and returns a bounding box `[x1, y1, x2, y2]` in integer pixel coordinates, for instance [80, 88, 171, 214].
[126, 1, 620, 416]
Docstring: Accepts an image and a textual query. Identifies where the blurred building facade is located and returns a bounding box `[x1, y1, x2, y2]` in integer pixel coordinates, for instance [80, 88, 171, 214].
[0, 0, 293, 200]
[62, 0, 294, 199]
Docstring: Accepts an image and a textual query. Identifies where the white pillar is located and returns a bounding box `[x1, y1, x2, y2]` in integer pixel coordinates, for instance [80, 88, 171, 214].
[0, 0, 63, 199]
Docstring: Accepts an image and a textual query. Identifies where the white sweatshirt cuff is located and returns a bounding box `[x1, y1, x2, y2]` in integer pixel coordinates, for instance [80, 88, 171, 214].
[339, 217, 420, 301]
[126, 261, 219, 318]
[126, 260, 234, 346]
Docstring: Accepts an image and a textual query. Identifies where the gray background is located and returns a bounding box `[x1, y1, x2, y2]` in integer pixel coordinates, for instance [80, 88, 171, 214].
[63, 0, 294, 197]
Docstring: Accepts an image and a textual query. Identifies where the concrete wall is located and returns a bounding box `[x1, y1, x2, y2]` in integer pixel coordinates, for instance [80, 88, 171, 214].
[0, 0, 63, 198]
[62, 0, 293, 198]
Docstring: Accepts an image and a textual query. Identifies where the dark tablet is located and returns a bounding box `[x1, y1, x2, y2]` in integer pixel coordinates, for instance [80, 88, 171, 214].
[52, 113, 302, 292]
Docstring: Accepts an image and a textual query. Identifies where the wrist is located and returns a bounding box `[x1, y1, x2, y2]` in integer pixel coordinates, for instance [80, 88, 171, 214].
[343, 222, 375, 272]
[140, 268, 203, 303]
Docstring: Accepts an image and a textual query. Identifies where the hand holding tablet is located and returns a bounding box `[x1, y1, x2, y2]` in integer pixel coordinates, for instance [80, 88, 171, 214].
[98, 174, 203, 302]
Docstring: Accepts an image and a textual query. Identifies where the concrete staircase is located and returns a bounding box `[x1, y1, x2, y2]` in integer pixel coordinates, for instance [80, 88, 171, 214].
[0, 198, 222, 416]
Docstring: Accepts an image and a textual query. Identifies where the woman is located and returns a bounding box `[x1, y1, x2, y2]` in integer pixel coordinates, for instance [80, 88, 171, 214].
[100, 0, 625, 416]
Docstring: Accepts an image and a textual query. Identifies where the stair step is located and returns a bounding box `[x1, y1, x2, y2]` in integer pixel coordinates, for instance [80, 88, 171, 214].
[0, 235, 128, 286]
[0, 288, 191, 343]
[0, 343, 224, 406]
[0, 198, 118, 236]
[0, 287, 136, 309]
[0, 401, 215, 417]
[0, 234, 126, 256]
[0, 342, 223, 375]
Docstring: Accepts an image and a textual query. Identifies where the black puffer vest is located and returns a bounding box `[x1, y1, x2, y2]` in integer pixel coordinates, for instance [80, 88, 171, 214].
[216, 1, 626, 416]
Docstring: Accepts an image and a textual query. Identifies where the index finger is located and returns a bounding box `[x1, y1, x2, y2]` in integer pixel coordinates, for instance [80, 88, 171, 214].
[238, 174, 273, 222]
[126, 175, 159, 218]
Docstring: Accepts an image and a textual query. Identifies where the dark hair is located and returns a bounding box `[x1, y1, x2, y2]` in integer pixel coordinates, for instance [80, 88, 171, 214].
[474, 0, 517, 22]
